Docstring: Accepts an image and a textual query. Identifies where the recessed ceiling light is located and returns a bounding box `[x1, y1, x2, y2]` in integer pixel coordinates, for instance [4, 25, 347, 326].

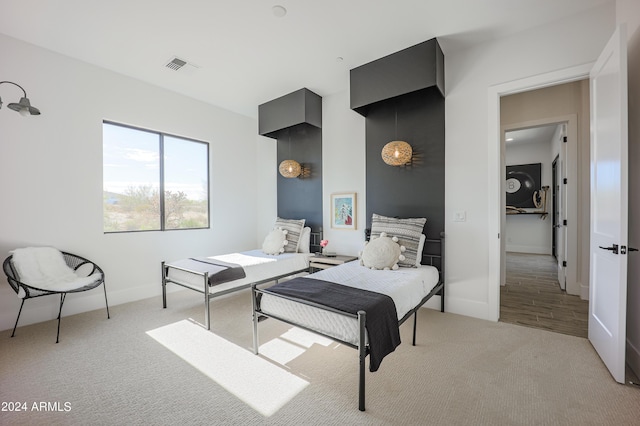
[506, 138, 514, 141]
[272, 5, 287, 17]
[336, 56, 344, 62]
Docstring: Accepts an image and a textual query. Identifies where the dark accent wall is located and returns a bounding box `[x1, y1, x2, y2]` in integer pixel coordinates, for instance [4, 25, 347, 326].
[258, 89, 323, 233]
[350, 38, 445, 240]
[276, 124, 322, 231]
[364, 88, 445, 239]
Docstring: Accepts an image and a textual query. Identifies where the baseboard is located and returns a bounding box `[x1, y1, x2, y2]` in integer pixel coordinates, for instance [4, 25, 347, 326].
[0, 281, 164, 332]
[626, 338, 640, 380]
[505, 245, 552, 255]
[580, 282, 590, 300]
[430, 296, 493, 321]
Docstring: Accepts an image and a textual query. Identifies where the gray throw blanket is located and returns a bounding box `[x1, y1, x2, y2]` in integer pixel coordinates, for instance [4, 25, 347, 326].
[169, 257, 246, 286]
[263, 277, 400, 372]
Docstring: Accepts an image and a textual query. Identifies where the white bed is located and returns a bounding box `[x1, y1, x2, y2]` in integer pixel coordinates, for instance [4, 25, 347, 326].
[165, 250, 310, 295]
[258, 260, 439, 345]
[251, 231, 445, 411]
[162, 219, 316, 329]
[162, 250, 311, 330]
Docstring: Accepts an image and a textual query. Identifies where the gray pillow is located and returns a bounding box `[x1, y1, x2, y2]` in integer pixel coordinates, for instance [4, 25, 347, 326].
[274, 217, 306, 253]
[370, 214, 426, 267]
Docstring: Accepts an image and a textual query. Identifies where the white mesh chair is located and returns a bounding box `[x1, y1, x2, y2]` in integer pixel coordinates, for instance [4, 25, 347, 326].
[3, 251, 110, 343]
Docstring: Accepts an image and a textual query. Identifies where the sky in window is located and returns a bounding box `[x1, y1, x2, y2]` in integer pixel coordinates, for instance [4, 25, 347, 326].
[103, 123, 208, 200]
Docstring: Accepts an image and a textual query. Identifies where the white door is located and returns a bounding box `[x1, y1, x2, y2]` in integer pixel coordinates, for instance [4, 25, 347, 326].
[589, 25, 628, 384]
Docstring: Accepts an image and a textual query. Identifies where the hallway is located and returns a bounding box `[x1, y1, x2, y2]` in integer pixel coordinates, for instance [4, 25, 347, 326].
[500, 252, 588, 338]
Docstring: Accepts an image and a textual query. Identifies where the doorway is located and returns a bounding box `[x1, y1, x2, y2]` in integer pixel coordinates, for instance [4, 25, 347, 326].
[499, 118, 587, 337]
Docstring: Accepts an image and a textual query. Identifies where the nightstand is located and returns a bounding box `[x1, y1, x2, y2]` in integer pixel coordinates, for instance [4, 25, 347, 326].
[309, 254, 358, 273]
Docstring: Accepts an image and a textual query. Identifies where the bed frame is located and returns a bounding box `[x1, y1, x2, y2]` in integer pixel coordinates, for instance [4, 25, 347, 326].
[162, 262, 309, 330]
[162, 232, 322, 330]
[251, 234, 445, 411]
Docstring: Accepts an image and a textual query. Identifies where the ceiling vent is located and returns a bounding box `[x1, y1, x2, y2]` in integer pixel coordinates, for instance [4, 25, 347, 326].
[164, 56, 201, 75]
[165, 57, 188, 71]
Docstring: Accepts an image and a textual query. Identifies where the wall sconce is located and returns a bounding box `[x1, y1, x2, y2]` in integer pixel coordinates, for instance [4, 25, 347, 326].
[0, 81, 41, 116]
[278, 130, 308, 178]
[279, 159, 302, 178]
[382, 141, 412, 166]
[382, 103, 411, 166]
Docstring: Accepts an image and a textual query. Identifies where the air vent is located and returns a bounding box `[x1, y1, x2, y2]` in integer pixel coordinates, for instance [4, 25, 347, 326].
[165, 57, 187, 71]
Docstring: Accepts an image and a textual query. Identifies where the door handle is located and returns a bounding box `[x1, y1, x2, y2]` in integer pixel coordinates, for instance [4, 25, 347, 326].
[630, 247, 639, 252]
[599, 244, 619, 254]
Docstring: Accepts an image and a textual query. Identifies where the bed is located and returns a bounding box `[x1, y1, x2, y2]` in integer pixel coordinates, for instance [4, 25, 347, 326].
[251, 224, 444, 411]
[162, 219, 317, 330]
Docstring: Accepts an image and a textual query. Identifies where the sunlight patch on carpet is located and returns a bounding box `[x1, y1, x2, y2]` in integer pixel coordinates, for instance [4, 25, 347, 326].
[280, 327, 333, 349]
[146, 320, 308, 417]
[259, 327, 334, 365]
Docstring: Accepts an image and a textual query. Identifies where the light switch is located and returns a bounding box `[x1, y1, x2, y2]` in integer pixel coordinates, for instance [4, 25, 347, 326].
[454, 211, 466, 222]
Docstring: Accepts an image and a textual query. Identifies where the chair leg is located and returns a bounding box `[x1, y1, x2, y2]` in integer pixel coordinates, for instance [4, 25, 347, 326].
[11, 299, 25, 338]
[56, 293, 67, 344]
[102, 281, 110, 319]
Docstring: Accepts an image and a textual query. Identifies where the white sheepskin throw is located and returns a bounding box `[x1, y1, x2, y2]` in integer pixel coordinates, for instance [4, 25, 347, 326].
[262, 228, 289, 255]
[360, 232, 406, 270]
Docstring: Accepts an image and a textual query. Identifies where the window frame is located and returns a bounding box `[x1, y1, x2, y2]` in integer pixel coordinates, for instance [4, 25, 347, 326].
[103, 120, 210, 234]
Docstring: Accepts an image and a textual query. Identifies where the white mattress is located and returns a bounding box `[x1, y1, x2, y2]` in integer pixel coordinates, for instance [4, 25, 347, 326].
[259, 260, 440, 345]
[166, 250, 311, 296]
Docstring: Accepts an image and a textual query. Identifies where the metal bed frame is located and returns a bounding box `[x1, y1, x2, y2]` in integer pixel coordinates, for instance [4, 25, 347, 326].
[251, 235, 445, 411]
[161, 261, 310, 330]
[161, 232, 323, 330]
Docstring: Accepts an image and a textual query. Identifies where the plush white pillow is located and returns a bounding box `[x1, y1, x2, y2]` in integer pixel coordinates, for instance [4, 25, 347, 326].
[360, 232, 406, 270]
[298, 227, 311, 253]
[262, 228, 288, 255]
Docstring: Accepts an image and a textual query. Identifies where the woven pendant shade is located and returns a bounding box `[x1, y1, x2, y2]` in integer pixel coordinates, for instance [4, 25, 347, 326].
[381, 141, 412, 166]
[279, 159, 302, 178]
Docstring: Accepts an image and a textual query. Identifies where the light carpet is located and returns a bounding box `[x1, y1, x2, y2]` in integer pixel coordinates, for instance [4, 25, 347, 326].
[1, 287, 639, 425]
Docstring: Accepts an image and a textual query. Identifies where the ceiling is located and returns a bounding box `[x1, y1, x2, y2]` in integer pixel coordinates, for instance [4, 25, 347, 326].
[506, 125, 561, 146]
[0, 0, 613, 118]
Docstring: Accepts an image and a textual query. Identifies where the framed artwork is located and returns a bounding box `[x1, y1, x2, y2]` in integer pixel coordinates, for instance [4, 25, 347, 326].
[331, 192, 356, 230]
[506, 163, 541, 208]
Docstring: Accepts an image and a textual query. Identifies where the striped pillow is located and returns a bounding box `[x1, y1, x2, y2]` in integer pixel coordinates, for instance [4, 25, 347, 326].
[274, 217, 306, 253]
[370, 214, 426, 267]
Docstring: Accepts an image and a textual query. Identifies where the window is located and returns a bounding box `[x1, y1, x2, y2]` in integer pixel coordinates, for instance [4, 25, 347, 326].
[103, 121, 209, 233]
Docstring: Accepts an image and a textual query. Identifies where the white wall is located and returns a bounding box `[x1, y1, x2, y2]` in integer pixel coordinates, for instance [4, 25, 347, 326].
[505, 141, 553, 254]
[444, 3, 615, 319]
[0, 34, 263, 331]
[321, 91, 366, 256]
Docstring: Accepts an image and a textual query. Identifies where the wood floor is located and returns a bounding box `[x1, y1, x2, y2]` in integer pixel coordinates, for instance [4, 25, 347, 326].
[500, 252, 588, 338]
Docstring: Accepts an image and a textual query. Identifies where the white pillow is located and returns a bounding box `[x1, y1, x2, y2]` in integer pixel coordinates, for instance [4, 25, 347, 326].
[360, 233, 406, 270]
[262, 228, 288, 255]
[298, 227, 311, 253]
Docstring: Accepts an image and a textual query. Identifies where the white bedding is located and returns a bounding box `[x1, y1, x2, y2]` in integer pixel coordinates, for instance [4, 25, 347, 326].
[259, 260, 440, 345]
[166, 249, 311, 296]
